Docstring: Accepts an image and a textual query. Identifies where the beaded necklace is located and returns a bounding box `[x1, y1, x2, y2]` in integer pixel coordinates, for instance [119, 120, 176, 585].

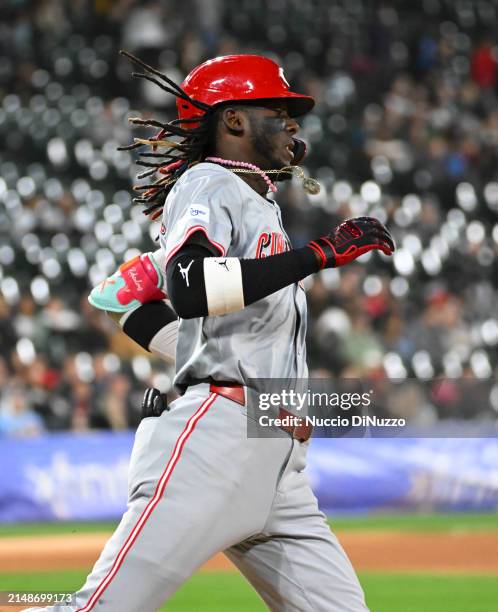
[205, 157, 278, 192]
[205, 157, 321, 195]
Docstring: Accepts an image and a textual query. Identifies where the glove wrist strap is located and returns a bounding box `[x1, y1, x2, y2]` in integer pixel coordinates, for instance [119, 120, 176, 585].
[307, 238, 337, 269]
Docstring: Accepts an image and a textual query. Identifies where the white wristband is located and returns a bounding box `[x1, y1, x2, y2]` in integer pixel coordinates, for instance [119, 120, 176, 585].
[203, 257, 245, 316]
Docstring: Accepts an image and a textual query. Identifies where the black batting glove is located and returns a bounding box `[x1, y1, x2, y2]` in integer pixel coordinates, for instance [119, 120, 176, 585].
[141, 387, 169, 419]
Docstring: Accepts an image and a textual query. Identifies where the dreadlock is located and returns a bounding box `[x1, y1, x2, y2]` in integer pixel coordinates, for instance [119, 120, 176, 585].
[118, 51, 214, 221]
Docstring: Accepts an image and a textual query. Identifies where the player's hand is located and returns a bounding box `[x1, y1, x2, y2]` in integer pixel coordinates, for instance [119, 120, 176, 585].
[141, 387, 169, 418]
[89, 252, 166, 313]
[308, 216, 395, 269]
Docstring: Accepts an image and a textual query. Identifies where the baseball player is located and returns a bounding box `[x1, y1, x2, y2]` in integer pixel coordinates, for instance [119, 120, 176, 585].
[25, 53, 394, 612]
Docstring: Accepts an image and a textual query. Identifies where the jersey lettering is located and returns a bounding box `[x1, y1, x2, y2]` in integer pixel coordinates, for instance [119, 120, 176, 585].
[255, 232, 288, 258]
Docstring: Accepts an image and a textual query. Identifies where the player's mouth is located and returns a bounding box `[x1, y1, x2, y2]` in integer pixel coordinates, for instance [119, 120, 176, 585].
[285, 142, 295, 162]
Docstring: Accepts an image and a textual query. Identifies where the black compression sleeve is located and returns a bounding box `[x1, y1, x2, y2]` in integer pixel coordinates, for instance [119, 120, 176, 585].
[241, 246, 318, 303]
[122, 301, 177, 351]
[166, 244, 319, 319]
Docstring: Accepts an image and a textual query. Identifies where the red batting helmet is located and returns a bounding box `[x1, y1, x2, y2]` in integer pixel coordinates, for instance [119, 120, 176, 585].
[177, 55, 315, 122]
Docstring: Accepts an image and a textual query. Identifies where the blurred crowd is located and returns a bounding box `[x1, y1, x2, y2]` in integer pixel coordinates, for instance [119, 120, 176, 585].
[0, 0, 497, 436]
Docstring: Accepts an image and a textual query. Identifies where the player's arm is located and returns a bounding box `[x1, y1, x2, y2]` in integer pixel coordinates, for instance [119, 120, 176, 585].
[167, 217, 395, 319]
[88, 250, 178, 363]
[119, 301, 178, 363]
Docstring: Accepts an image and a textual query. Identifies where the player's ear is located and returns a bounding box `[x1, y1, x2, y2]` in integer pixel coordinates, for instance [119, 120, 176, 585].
[220, 107, 247, 135]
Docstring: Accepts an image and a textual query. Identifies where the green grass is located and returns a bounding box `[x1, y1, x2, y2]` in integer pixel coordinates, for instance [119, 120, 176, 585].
[360, 573, 498, 612]
[329, 512, 498, 532]
[162, 573, 266, 611]
[0, 521, 117, 538]
[0, 513, 496, 538]
[0, 570, 266, 612]
[0, 570, 496, 612]
[0, 569, 86, 591]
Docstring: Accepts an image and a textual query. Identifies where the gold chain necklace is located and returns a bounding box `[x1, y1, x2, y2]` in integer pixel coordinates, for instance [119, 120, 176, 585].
[229, 165, 321, 195]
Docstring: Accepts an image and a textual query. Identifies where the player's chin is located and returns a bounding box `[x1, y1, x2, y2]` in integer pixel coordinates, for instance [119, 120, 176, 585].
[269, 150, 293, 172]
[281, 146, 295, 166]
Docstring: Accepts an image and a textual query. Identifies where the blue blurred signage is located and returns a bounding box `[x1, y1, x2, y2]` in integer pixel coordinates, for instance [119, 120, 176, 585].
[0, 432, 497, 522]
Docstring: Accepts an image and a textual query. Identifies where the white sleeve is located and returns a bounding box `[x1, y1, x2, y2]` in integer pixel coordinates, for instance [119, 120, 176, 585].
[148, 319, 178, 364]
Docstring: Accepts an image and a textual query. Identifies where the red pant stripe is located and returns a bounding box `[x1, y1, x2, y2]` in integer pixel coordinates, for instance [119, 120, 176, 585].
[75, 392, 218, 612]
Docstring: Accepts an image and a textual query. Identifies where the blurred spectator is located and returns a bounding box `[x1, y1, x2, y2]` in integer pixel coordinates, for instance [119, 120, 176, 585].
[0, 0, 496, 433]
[471, 37, 497, 89]
[0, 384, 45, 437]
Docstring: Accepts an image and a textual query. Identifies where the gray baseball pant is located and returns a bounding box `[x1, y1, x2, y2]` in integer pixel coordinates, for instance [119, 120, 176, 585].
[24, 383, 368, 612]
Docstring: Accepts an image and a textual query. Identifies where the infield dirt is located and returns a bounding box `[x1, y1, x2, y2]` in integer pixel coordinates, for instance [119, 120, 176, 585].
[1, 530, 497, 574]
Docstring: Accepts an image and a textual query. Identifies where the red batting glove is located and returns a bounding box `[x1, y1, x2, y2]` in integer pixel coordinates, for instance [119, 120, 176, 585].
[308, 216, 395, 269]
[119, 253, 167, 303]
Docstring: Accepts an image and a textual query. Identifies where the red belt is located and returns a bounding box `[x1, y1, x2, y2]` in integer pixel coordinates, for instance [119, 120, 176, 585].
[209, 383, 312, 442]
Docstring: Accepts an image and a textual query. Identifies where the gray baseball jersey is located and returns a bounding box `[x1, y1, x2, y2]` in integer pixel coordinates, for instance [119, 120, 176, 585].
[24, 162, 368, 612]
[159, 162, 308, 390]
